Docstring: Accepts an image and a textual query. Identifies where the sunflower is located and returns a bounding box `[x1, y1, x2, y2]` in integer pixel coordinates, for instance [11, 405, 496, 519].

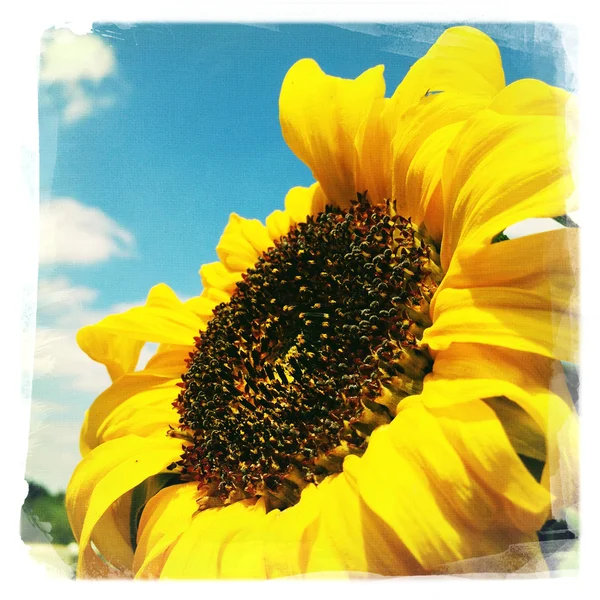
[66, 26, 579, 579]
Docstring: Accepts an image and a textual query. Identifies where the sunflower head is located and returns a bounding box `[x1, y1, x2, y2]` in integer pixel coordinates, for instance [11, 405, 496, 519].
[172, 195, 443, 510]
[66, 25, 579, 580]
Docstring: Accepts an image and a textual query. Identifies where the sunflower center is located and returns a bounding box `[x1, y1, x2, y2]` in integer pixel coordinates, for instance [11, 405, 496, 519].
[171, 196, 443, 511]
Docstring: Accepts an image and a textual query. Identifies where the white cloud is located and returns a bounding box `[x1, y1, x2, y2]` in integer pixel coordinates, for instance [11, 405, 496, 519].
[39, 198, 135, 265]
[40, 29, 115, 83]
[26, 414, 82, 494]
[39, 28, 117, 123]
[61, 84, 93, 123]
[32, 276, 130, 391]
[331, 23, 387, 38]
[34, 327, 112, 392]
[31, 277, 168, 392]
[37, 276, 98, 314]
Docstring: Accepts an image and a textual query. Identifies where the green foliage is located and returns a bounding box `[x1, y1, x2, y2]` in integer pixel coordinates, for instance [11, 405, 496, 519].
[553, 214, 579, 228]
[491, 231, 509, 244]
[21, 480, 75, 546]
[562, 361, 580, 409]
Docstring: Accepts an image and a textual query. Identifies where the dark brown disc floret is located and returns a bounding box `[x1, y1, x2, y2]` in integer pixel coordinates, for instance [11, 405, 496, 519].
[170, 195, 443, 511]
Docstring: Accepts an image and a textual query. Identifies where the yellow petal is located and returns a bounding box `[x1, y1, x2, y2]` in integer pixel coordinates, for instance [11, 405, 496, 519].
[75, 298, 145, 381]
[389, 26, 505, 114]
[210, 514, 270, 580]
[75, 335, 144, 382]
[438, 227, 579, 292]
[98, 398, 179, 444]
[214, 501, 274, 579]
[80, 372, 181, 455]
[425, 228, 579, 362]
[142, 347, 189, 378]
[77, 285, 201, 373]
[134, 482, 199, 578]
[421, 343, 579, 520]
[350, 405, 534, 570]
[353, 97, 393, 204]
[150, 481, 320, 578]
[199, 261, 243, 295]
[426, 290, 577, 363]
[417, 343, 576, 424]
[217, 475, 410, 578]
[184, 295, 217, 321]
[393, 93, 486, 222]
[91, 490, 134, 573]
[66, 434, 184, 578]
[160, 500, 266, 579]
[239, 216, 276, 255]
[439, 87, 575, 269]
[426, 400, 550, 532]
[200, 285, 231, 305]
[488, 78, 573, 118]
[157, 508, 221, 578]
[483, 396, 546, 463]
[408, 121, 465, 241]
[280, 59, 385, 207]
[261, 484, 322, 578]
[284, 182, 328, 225]
[266, 209, 292, 242]
[216, 213, 265, 272]
[304, 471, 424, 576]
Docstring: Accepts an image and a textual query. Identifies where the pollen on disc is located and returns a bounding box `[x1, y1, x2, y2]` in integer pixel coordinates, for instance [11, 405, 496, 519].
[171, 196, 442, 510]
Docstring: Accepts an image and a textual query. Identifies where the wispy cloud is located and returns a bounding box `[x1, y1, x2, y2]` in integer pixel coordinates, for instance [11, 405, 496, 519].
[240, 23, 281, 32]
[26, 412, 82, 494]
[39, 198, 135, 265]
[39, 28, 118, 124]
[32, 324, 158, 393]
[31, 275, 171, 393]
[31, 277, 114, 393]
[474, 23, 573, 57]
[33, 277, 137, 391]
[330, 23, 447, 59]
[330, 22, 575, 64]
[36, 276, 99, 314]
[33, 327, 112, 392]
[330, 23, 387, 38]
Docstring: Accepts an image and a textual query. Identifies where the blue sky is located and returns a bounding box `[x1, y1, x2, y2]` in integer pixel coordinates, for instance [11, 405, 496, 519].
[30, 22, 576, 492]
